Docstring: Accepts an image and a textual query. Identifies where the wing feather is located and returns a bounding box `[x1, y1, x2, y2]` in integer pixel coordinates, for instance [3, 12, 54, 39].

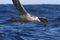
[12, 0, 28, 15]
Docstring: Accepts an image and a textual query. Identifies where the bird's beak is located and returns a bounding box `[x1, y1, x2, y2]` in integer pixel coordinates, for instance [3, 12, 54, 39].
[38, 17, 48, 26]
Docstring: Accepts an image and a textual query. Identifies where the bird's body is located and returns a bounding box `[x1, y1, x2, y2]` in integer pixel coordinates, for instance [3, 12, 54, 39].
[11, 0, 48, 26]
[11, 13, 40, 22]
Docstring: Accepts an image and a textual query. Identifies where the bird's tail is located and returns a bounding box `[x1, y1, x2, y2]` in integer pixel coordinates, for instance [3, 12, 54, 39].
[38, 17, 48, 26]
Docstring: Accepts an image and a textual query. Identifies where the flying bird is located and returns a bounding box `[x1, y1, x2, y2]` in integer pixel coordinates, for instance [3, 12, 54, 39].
[11, 0, 48, 26]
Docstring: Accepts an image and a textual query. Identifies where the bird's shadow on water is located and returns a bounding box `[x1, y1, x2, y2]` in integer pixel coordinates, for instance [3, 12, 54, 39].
[0, 19, 39, 26]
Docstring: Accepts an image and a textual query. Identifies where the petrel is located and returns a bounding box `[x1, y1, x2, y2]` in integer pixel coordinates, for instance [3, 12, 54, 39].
[11, 0, 48, 26]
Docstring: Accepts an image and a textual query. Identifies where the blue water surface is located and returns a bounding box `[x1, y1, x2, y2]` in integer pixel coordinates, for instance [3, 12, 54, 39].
[0, 4, 60, 40]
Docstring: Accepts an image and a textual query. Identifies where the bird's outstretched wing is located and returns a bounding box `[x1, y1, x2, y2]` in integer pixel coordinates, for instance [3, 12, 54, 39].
[12, 0, 28, 15]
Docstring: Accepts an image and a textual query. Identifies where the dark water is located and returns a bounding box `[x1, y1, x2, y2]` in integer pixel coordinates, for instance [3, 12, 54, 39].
[0, 4, 60, 40]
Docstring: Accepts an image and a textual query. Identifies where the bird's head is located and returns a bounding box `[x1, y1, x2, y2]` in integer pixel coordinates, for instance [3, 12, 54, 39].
[38, 17, 48, 26]
[32, 16, 48, 26]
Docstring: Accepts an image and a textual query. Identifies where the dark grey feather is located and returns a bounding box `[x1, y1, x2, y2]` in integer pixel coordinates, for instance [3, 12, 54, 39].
[12, 0, 28, 15]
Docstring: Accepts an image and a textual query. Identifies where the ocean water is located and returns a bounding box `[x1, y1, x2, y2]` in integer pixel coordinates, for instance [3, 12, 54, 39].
[0, 4, 60, 40]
